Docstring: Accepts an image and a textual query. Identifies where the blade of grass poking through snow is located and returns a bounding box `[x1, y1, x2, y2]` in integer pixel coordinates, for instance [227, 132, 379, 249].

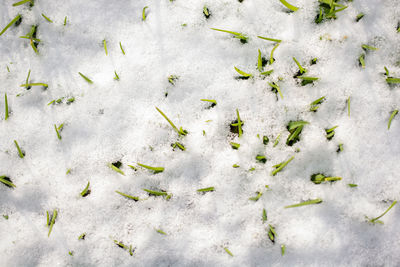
[142, 6, 148, 21]
[347, 97, 350, 116]
[137, 163, 164, 173]
[108, 162, 125, 176]
[261, 69, 274, 76]
[386, 77, 400, 84]
[41, 13, 53, 23]
[48, 209, 57, 237]
[156, 228, 167, 235]
[103, 39, 108, 55]
[143, 189, 168, 196]
[368, 201, 397, 224]
[5, 93, 9, 120]
[200, 99, 217, 106]
[310, 96, 325, 112]
[273, 133, 281, 147]
[14, 140, 24, 158]
[279, 0, 299, 12]
[116, 191, 139, 201]
[359, 54, 365, 68]
[356, 12, 364, 22]
[155, 107, 187, 136]
[269, 82, 283, 99]
[262, 208, 267, 222]
[197, 187, 215, 192]
[119, 42, 125, 55]
[64, 16, 67, 26]
[78, 72, 93, 84]
[271, 156, 294, 176]
[284, 198, 322, 208]
[114, 71, 120, 80]
[236, 109, 243, 137]
[230, 142, 240, 149]
[224, 247, 233, 257]
[268, 224, 276, 243]
[361, 44, 378, 51]
[210, 28, 248, 43]
[269, 43, 280, 65]
[0, 176, 16, 188]
[25, 69, 31, 89]
[257, 36, 282, 43]
[46, 211, 49, 226]
[388, 110, 398, 130]
[78, 233, 86, 240]
[12, 0, 32, 6]
[293, 57, 306, 74]
[0, 14, 21, 36]
[257, 49, 262, 72]
[30, 39, 39, 54]
[20, 83, 48, 88]
[249, 191, 263, 201]
[80, 182, 90, 197]
[234, 66, 253, 78]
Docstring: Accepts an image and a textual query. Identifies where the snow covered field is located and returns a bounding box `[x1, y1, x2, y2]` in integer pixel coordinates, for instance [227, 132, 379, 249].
[1, 0, 400, 266]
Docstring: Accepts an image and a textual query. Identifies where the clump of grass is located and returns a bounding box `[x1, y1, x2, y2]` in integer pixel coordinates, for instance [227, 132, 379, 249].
[80, 182, 90, 197]
[116, 191, 139, 201]
[108, 161, 125, 176]
[267, 224, 276, 243]
[0, 14, 22, 36]
[284, 198, 323, 208]
[14, 140, 25, 158]
[315, 0, 348, 24]
[325, 125, 338, 140]
[137, 163, 164, 174]
[203, 6, 211, 19]
[47, 209, 58, 237]
[279, 0, 299, 12]
[78, 72, 93, 84]
[41, 13, 53, 23]
[114, 240, 134, 256]
[142, 6, 148, 21]
[310, 96, 325, 112]
[366, 201, 397, 224]
[230, 109, 243, 137]
[271, 156, 294, 176]
[286, 121, 308, 146]
[4, 93, 9, 120]
[197, 187, 215, 193]
[311, 173, 342, 184]
[0, 176, 16, 188]
[156, 107, 188, 136]
[388, 109, 398, 130]
[20, 25, 39, 54]
[210, 28, 248, 44]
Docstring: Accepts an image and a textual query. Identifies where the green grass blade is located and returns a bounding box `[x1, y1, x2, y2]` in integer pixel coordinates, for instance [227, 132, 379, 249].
[268, 82, 283, 99]
[362, 44, 378, 51]
[370, 201, 397, 223]
[78, 72, 93, 84]
[279, 0, 299, 12]
[197, 187, 215, 192]
[41, 13, 53, 23]
[0, 176, 16, 188]
[48, 209, 57, 237]
[210, 28, 240, 36]
[108, 163, 125, 175]
[271, 156, 294, 176]
[116, 190, 139, 201]
[284, 198, 322, 208]
[20, 83, 48, 87]
[0, 14, 21, 36]
[347, 97, 350, 116]
[143, 189, 168, 196]
[80, 182, 90, 197]
[12, 0, 32, 6]
[257, 49, 263, 72]
[269, 43, 280, 65]
[236, 109, 243, 137]
[386, 77, 400, 84]
[234, 66, 252, 77]
[119, 42, 125, 55]
[388, 109, 398, 130]
[155, 106, 186, 136]
[103, 39, 108, 55]
[224, 247, 234, 256]
[64, 16, 67, 26]
[293, 57, 306, 74]
[54, 124, 62, 140]
[297, 76, 318, 81]
[257, 36, 282, 43]
[142, 6, 148, 21]
[137, 163, 164, 173]
[5, 93, 9, 120]
[14, 140, 24, 158]
[200, 99, 217, 105]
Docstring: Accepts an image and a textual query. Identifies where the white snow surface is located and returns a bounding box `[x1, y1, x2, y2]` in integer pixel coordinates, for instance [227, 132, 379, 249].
[1, 0, 400, 266]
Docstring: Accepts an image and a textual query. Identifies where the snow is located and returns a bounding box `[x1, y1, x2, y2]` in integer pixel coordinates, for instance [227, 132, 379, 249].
[1, 0, 400, 266]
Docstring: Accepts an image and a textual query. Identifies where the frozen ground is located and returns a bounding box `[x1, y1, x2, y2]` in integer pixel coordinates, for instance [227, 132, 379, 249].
[1, 0, 400, 266]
